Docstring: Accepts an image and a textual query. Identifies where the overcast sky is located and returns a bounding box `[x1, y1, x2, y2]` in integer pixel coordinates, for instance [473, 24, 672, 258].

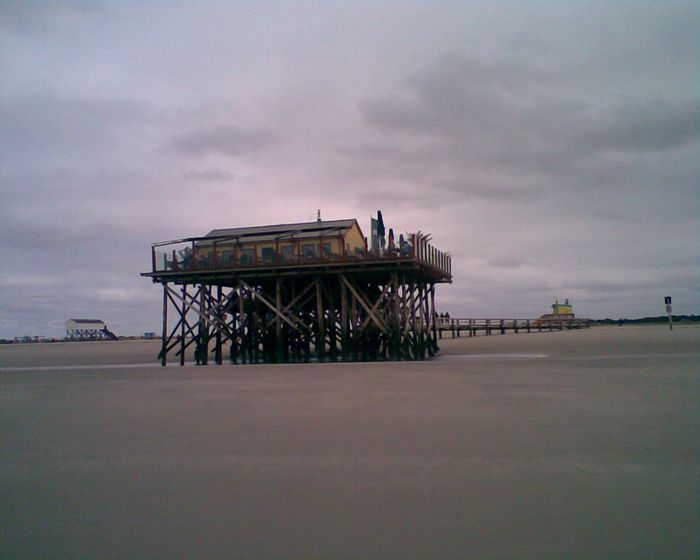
[1, 1, 698, 338]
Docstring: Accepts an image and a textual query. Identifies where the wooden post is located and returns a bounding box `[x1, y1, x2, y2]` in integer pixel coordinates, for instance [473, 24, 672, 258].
[275, 278, 282, 363]
[416, 283, 424, 359]
[408, 282, 416, 359]
[341, 278, 348, 361]
[327, 285, 338, 361]
[239, 284, 246, 364]
[215, 285, 223, 364]
[430, 284, 437, 354]
[180, 284, 187, 366]
[160, 283, 168, 366]
[198, 285, 208, 365]
[316, 279, 325, 362]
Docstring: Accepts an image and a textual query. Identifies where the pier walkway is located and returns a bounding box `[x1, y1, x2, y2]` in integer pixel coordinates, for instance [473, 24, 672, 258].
[437, 317, 590, 338]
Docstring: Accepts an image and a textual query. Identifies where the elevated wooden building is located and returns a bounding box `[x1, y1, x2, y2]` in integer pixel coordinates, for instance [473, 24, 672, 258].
[65, 319, 118, 341]
[142, 218, 451, 365]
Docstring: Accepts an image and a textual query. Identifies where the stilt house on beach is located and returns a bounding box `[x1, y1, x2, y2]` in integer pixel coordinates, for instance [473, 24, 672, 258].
[143, 215, 452, 365]
[65, 319, 118, 341]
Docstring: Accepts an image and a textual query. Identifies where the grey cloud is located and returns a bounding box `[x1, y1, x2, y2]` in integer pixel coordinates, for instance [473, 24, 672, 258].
[487, 256, 533, 269]
[184, 169, 234, 182]
[169, 125, 275, 157]
[348, 50, 700, 207]
[358, 52, 557, 139]
[574, 99, 700, 155]
[0, 1, 101, 33]
[359, 52, 700, 162]
[0, 94, 152, 159]
[0, 216, 122, 251]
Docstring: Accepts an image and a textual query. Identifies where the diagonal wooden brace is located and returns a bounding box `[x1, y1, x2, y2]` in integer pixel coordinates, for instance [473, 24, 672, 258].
[166, 285, 234, 339]
[340, 274, 388, 334]
[238, 280, 301, 332]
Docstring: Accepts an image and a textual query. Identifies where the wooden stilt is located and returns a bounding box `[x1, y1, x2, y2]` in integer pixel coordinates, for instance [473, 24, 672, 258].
[215, 285, 223, 364]
[160, 283, 168, 366]
[430, 284, 438, 354]
[276, 278, 283, 363]
[239, 284, 246, 364]
[340, 279, 348, 361]
[180, 284, 187, 366]
[316, 279, 325, 362]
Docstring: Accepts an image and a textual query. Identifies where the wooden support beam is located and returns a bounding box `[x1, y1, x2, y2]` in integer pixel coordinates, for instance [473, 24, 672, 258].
[160, 283, 168, 366]
[165, 284, 233, 340]
[360, 282, 391, 331]
[341, 274, 388, 334]
[180, 284, 187, 365]
[340, 278, 349, 361]
[238, 284, 246, 364]
[215, 285, 223, 364]
[196, 284, 207, 365]
[239, 280, 300, 331]
[430, 284, 438, 354]
[276, 278, 283, 363]
[316, 278, 326, 362]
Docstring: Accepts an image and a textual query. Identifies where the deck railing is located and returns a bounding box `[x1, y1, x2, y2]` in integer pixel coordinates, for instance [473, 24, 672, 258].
[436, 317, 590, 335]
[150, 233, 451, 279]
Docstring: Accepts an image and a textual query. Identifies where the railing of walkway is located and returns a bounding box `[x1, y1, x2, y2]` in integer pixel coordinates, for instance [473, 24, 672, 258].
[436, 317, 591, 336]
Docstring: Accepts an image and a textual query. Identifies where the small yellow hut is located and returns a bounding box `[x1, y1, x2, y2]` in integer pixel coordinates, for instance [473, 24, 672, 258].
[540, 298, 575, 320]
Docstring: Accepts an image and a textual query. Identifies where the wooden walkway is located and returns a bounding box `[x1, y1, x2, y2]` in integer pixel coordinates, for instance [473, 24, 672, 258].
[437, 317, 590, 338]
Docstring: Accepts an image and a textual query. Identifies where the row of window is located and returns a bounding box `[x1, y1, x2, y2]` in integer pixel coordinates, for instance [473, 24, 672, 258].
[211, 242, 336, 266]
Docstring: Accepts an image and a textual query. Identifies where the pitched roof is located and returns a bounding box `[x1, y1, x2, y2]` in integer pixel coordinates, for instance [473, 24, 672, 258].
[204, 219, 361, 241]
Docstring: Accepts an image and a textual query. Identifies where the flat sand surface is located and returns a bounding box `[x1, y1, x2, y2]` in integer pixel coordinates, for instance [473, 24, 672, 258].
[2, 326, 699, 559]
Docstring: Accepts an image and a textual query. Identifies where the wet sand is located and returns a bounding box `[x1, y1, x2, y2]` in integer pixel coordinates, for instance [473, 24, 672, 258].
[2, 326, 699, 559]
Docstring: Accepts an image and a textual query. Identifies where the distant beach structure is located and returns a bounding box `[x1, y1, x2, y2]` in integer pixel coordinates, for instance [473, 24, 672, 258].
[437, 298, 589, 338]
[539, 298, 575, 321]
[65, 319, 118, 341]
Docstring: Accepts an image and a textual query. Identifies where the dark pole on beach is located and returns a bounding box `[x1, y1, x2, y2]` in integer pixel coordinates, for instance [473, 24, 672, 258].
[161, 283, 168, 366]
[664, 296, 673, 331]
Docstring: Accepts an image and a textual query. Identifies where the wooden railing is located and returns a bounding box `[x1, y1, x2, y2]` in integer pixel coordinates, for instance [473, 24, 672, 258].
[436, 317, 590, 337]
[411, 234, 451, 277]
[149, 233, 451, 279]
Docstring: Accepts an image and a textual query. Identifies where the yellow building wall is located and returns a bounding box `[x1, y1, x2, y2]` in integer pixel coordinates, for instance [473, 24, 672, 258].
[196, 224, 364, 262]
[343, 222, 366, 253]
[552, 304, 573, 315]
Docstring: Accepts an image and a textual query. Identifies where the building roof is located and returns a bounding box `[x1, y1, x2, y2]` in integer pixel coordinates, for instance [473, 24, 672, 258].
[203, 219, 361, 243]
[68, 319, 106, 324]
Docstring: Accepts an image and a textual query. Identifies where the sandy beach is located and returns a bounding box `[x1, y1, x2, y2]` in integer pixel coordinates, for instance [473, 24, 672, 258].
[1, 325, 698, 559]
